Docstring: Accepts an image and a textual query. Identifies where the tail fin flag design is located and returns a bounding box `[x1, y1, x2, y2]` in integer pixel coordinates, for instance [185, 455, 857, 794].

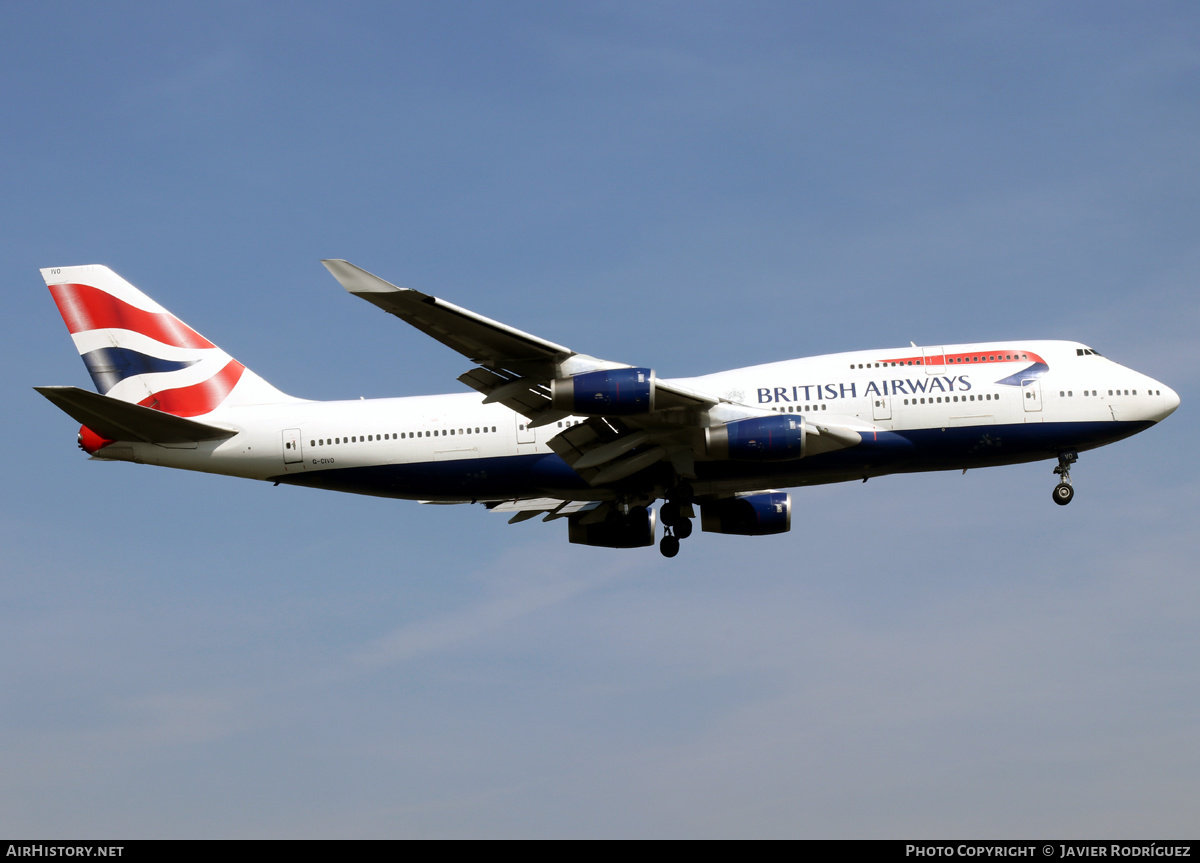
[42, 265, 298, 416]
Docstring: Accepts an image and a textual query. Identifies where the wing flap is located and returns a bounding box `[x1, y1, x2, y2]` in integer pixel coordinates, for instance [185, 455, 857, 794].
[488, 497, 600, 523]
[458, 368, 556, 420]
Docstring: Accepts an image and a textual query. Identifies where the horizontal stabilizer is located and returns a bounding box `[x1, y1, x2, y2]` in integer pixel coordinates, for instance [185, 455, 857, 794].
[34, 386, 238, 444]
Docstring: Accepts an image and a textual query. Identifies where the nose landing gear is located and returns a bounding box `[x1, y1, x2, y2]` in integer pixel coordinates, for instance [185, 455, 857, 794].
[1052, 451, 1077, 506]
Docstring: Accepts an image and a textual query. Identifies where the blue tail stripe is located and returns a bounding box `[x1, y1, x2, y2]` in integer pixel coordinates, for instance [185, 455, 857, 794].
[81, 347, 199, 394]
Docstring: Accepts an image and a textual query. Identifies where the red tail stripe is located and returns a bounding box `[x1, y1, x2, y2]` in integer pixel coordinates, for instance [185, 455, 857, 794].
[49, 283, 216, 349]
[138, 359, 245, 417]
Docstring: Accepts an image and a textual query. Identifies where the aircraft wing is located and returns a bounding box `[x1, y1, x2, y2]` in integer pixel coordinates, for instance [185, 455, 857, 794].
[486, 497, 603, 523]
[322, 259, 717, 429]
[321, 259, 574, 377]
[324, 260, 860, 487]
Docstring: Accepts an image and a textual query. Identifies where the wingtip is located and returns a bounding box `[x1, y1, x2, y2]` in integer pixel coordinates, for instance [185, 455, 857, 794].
[320, 259, 404, 294]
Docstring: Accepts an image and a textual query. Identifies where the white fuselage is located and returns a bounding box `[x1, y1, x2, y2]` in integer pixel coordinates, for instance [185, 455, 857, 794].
[96, 339, 1178, 502]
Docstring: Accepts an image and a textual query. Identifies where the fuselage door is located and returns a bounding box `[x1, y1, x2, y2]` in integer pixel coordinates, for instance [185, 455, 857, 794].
[922, 346, 946, 375]
[515, 414, 535, 445]
[872, 395, 892, 421]
[283, 428, 303, 464]
[1021, 380, 1043, 413]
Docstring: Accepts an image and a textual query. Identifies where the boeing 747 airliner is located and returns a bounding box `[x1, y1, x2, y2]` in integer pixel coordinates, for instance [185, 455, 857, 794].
[36, 262, 1179, 557]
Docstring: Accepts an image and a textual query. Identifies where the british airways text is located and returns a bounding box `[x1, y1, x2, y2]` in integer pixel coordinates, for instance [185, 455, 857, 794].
[757, 375, 973, 404]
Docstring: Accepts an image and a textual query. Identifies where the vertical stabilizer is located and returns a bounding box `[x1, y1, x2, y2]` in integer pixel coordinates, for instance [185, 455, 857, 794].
[42, 265, 300, 416]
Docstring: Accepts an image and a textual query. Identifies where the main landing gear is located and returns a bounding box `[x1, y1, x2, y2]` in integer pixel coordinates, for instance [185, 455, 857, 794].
[658, 482, 695, 558]
[1052, 451, 1077, 506]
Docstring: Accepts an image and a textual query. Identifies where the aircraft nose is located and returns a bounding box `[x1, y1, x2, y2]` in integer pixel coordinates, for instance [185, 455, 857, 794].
[1161, 384, 1181, 418]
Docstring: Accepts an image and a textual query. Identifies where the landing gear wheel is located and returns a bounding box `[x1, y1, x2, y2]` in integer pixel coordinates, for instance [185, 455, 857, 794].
[1051, 452, 1078, 506]
[660, 501, 681, 527]
[674, 518, 693, 540]
[673, 482, 695, 505]
[660, 534, 680, 558]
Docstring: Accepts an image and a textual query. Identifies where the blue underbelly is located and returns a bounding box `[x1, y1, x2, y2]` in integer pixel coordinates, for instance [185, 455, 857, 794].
[269, 420, 1152, 499]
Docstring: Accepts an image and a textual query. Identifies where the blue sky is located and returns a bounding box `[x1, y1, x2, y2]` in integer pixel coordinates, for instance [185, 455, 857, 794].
[2, 1, 1198, 838]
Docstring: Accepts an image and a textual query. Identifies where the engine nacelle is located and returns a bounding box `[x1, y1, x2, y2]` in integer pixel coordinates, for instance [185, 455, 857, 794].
[700, 492, 791, 536]
[551, 367, 655, 415]
[705, 415, 805, 461]
[568, 506, 656, 548]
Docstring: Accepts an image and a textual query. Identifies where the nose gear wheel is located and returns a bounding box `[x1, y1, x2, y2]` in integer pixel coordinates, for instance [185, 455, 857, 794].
[1052, 451, 1078, 506]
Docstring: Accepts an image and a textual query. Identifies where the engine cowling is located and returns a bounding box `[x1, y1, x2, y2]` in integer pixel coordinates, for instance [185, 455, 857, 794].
[700, 492, 791, 536]
[568, 506, 656, 548]
[705, 415, 805, 461]
[551, 368, 655, 415]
